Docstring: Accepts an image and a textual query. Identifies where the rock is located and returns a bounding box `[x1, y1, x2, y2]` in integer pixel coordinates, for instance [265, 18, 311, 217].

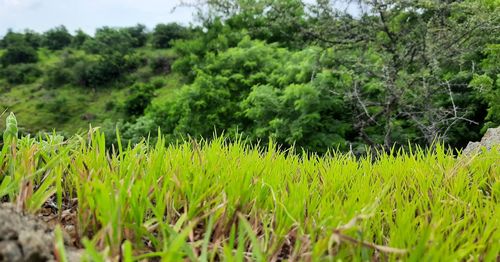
[0, 241, 23, 262]
[81, 113, 96, 121]
[0, 203, 82, 262]
[463, 126, 500, 155]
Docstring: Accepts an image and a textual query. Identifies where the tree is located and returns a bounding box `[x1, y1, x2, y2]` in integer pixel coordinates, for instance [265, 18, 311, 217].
[0, 43, 38, 66]
[0, 29, 41, 49]
[181, 0, 310, 48]
[470, 44, 500, 131]
[42, 25, 73, 50]
[125, 24, 149, 48]
[297, 0, 500, 149]
[0, 63, 42, 84]
[124, 83, 156, 116]
[0, 30, 25, 48]
[152, 23, 188, 49]
[83, 27, 134, 55]
[146, 38, 351, 151]
[22, 29, 42, 49]
[72, 29, 90, 48]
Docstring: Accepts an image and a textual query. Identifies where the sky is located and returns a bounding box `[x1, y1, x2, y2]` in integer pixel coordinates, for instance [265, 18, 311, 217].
[0, 0, 197, 35]
[0, 0, 360, 36]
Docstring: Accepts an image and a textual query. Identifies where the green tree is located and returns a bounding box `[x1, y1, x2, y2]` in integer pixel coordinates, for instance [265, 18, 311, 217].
[83, 27, 134, 55]
[125, 24, 149, 48]
[470, 44, 500, 131]
[0, 63, 42, 84]
[152, 23, 188, 49]
[124, 83, 156, 116]
[0, 30, 25, 48]
[72, 29, 90, 48]
[146, 38, 351, 151]
[42, 25, 73, 50]
[298, 0, 500, 148]
[22, 29, 42, 49]
[0, 43, 38, 66]
[204, 0, 310, 47]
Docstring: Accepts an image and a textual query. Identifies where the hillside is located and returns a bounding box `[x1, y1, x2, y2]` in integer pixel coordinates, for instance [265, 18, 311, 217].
[1, 1, 499, 153]
[0, 46, 183, 135]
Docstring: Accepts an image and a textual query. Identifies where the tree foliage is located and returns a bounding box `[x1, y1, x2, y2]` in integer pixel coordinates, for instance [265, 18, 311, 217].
[42, 25, 73, 50]
[0, 43, 38, 66]
[152, 23, 189, 49]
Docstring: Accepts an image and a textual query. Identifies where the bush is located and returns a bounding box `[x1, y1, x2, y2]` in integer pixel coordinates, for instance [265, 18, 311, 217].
[83, 27, 134, 55]
[47, 97, 71, 122]
[45, 66, 75, 87]
[124, 52, 148, 71]
[125, 24, 149, 48]
[124, 83, 155, 116]
[23, 30, 43, 49]
[152, 23, 188, 49]
[72, 60, 94, 87]
[1, 30, 42, 49]
[0, 44, 38, 66]
[0, 63, 42, 84]
[71, 54, 128, 88]
[105, 101, 116, 111]
[1, 31, 22, 48]
[149, 56, 171, 74]
[72, 29, 90, 48]
[42, 26, 73, 50]
[150, 77, 166, 89]
[90, 55, 127, 86]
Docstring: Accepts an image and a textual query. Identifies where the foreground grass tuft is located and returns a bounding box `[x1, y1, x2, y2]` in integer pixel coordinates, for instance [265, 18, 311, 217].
[1, 123, 499, 261]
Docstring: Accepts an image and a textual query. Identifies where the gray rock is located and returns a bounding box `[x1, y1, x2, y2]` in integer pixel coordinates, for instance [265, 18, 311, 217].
[463, 126, 500, 155]
[0, 241, 23, 262]
[0, 203, 82, 262]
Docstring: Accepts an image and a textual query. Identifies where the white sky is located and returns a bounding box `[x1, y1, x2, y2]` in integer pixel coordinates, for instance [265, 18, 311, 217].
[0, 0, 196, 35]
[0, 0, 358, 36]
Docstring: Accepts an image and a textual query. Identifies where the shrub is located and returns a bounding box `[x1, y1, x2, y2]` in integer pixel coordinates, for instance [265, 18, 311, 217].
[125, 24, 149, 48]
[45, 66, 74, 87]
[149, 56, 171, 74]
[124, 83, 155, 116]
[1, 30, 42, 49]
[105, 101, 116, 111]
[72, 54, 128, 88]
[47, 97, 71, 122]
[0, 44, 38, 66]
[42, 26, 73, 50]
[83, 27, 133, 55]
[152, 23, 188, 49]
[23, 30, 43, 49]
[0, 30, 24, 48]
[0, 63, 42, 84]
[150, 77, 166, 89]
[124, 52, 148, 71]
[72, 29, 90, 48]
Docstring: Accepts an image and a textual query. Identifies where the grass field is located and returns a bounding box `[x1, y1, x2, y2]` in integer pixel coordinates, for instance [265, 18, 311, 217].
[0, 114, 499, 261]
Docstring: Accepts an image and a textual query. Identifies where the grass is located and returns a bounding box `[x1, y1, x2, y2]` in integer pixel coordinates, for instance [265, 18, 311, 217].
[0, 115, 499, 261]
[0, 46, 183, 136]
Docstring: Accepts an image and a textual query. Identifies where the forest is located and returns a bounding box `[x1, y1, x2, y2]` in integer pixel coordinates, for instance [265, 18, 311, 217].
[0, 0, 499, 261]
[1, 0, 498, 154]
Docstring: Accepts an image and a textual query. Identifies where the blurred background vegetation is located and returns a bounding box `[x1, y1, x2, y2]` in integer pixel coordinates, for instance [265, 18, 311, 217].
[0, 0, 499, 154]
